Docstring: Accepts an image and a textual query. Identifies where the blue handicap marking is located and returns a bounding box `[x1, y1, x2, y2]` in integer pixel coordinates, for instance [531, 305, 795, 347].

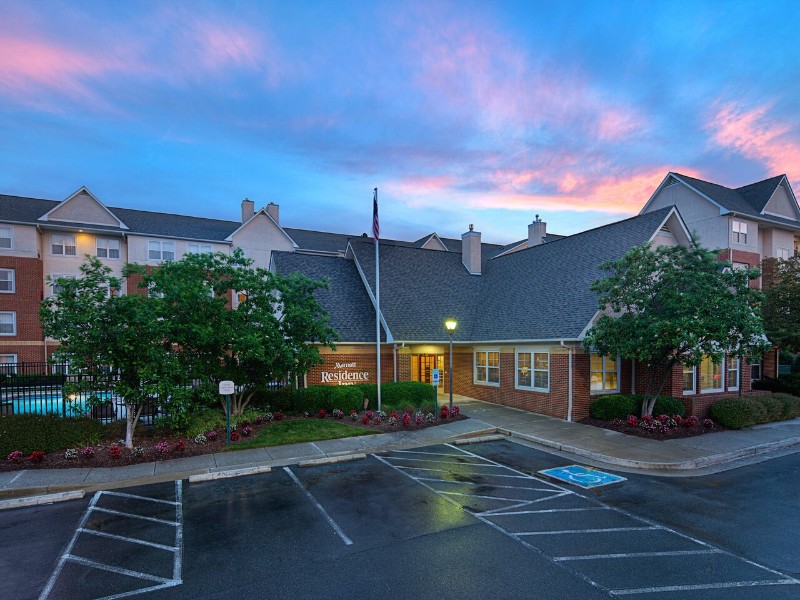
[538, 465, 626, 489]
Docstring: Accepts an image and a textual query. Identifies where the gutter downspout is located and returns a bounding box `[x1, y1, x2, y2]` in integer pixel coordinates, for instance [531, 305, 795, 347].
[561, 341, 573, 422]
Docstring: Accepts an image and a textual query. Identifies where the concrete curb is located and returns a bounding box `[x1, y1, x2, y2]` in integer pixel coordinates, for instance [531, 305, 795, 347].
[509, 431, 800, 471]
[0, 490, 85, 510]
[189, 465, 272, 482]
[453, 434, 506, 445]
[299, 453, 366, 467]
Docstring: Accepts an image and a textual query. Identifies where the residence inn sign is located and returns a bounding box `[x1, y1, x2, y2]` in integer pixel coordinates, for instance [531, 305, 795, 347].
[320, 362, 370, 385]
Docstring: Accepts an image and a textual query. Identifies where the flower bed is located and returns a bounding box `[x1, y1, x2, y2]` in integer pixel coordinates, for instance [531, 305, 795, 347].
[580, 413, 723, 441]
[0, 405, 465, 471]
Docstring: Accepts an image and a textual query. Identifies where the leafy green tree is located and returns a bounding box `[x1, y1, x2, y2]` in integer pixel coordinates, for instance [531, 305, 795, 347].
[583, 242, 769, 416]
[763, 255, 800, 354]
[137, 249, 337, 416]
[40, 257, 180, 448]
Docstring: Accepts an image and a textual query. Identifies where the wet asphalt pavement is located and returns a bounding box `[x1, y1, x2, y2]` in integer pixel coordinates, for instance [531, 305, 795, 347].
[2, 440, 798, 600]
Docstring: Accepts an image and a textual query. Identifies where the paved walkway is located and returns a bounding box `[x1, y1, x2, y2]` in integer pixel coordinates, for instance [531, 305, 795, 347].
[2, 394, 800, 502]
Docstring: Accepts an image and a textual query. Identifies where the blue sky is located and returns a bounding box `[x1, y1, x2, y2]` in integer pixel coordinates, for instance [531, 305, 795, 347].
[2, 0, 799, 244]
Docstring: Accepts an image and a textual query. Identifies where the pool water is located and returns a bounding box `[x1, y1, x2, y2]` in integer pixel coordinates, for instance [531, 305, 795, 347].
[3, 392, 120, 417]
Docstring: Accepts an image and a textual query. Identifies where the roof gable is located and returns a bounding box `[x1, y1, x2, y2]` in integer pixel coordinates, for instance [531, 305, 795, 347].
[225, 208, 298, 248]
[38, 187, 128, 229]
[415, 232, 449, 251]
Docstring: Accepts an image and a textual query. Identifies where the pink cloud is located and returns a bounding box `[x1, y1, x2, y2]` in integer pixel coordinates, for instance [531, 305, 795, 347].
[710, 102, 800, 179]
[0, 36, 142, 108]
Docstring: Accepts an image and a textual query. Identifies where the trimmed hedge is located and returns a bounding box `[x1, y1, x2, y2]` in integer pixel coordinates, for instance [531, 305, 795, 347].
[710, 394, 800, 429]
[753, 373, 800, 397]
[590, 394, 686, 420]
[0, 414, 103, 456]
[249, 382, 436, 414]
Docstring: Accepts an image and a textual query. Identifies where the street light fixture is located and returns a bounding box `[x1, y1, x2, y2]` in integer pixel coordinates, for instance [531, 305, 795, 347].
[445, 318, 457, 410]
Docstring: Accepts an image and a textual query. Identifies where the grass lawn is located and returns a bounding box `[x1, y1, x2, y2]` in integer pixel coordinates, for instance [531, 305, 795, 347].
[230, 419, 378, 450]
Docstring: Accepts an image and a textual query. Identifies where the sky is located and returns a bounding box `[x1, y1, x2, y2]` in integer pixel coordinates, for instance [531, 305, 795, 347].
[2, 0, 800, 245]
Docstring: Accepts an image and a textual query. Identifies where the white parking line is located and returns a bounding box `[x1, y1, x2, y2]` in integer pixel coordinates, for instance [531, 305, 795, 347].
[378, 443, 800, 596]
[283, 467, 353, 546]
[38, 481, 183, 600]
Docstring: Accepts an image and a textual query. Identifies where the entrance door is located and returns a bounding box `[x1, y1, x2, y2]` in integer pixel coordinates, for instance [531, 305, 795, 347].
[411, 354, 444, 384]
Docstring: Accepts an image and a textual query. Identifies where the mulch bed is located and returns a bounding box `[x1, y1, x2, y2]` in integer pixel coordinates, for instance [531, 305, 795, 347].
[1, 411, 467, 472]
[580, 417, 726, 441]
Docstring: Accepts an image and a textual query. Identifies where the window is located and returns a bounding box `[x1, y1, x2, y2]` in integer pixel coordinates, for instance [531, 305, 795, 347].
[731, 220, 748, 244]
[778, 248, 791, 260]
[590, 353, 618, 392]
[699, 355, 723, 392]
[0, 312, 16, 335]
[148, 240, 175, 261]
[0, 268, 14, 293]
[750, 362, 762, 382]
[96, 238, 120, 259]
[732, 262, 749, 271]
[516, 351, 549, 391]
[0, 354, 17, 374]
[727, 357, 739, 390]
[50, 274, 77, 296]
[0, 225, 12, 249]
[682, 364, 696, 395]
[187, 243, 213, 254]
[51, 234, 76, 256]
[475, 350, 500, 385]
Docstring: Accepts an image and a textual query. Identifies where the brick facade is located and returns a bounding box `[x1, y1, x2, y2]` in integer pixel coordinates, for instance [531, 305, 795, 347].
[0, 256, 45, 362]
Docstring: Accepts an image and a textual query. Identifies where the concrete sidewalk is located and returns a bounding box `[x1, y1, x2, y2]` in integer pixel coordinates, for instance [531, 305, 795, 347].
[2, 394, 800, 502]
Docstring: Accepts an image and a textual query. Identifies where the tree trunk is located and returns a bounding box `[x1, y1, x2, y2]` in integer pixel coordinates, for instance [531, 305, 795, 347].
[124, 402, 145, 449]
[643, 358, 676, 417]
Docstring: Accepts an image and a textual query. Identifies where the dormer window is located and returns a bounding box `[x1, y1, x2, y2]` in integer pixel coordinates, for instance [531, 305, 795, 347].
[52, 234, 77, 256]
[731, 220, 748, 244]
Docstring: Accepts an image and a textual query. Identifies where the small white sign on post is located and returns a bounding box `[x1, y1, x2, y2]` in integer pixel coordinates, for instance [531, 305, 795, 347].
[219, 380, 235, 395]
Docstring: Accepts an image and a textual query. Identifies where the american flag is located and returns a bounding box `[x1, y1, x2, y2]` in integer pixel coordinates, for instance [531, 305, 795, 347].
[372, 188, 379, 241]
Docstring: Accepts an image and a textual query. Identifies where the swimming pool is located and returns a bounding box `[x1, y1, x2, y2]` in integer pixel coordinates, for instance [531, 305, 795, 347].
[2, 391, 121, 418]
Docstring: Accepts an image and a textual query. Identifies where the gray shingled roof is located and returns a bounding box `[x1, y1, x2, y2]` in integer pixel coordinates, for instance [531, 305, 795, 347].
[473, 207, 674, 341]
[340, 208, 674, 343]
[271, 251, 385, 343]
[674, 172, 795, 221]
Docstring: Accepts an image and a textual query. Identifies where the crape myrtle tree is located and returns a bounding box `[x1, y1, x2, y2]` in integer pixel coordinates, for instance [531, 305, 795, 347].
[583, 242, 769, 416]
[762, 254, 800, 355]
[40, 257, 182, 449]
[138, 249, 337, 416]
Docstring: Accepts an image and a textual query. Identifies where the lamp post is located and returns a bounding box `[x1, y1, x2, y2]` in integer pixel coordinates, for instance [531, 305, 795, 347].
[445, 318, 457, 410]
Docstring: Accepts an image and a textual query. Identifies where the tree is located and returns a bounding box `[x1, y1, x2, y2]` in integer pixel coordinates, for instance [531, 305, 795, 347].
[583, 242, 769, 416]
[40, 257, 180, 448]
[762, 255, 800, 354]
[137, 249, 337, 416]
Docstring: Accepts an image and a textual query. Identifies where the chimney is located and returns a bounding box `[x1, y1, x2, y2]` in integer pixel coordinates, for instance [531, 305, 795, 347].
[528, 214, 546, 247]
[266, 202, 279, 224]
[241, 198, 255, 223]
[461, 224, 481, 275]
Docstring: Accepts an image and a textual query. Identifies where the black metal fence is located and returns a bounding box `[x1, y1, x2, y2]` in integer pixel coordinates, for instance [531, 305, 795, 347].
[0, 362, 157, 424]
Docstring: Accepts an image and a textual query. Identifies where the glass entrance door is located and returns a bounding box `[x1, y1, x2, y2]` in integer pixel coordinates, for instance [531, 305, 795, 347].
[411, 354, 444, 384]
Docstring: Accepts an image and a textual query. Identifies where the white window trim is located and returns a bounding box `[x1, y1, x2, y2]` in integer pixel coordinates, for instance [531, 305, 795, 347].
[777, 248, 791, 260]
[515, 349, 550, 392]
[474, 349, 501, 387]
[0, 268, 14, 293]
[700, 355, 725, 394]
[727, 357, 740, 392]
[0, 311, 16, 336]
[0, 225, 12, 250]
[96, 237, 121, 259]
[0, 354, 17, 374]
[187, 243, 213, 255]
[731, 220, 748, 244]
[148, 240, 176, 262]
[590, 353, 620, 395]
[51, 234, 77, 256]
[682, 364, 696, 396]
[50, 273, 77, 296]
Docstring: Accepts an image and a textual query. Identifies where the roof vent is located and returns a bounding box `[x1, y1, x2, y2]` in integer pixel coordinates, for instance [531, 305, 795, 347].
[665, 176, 679, 188]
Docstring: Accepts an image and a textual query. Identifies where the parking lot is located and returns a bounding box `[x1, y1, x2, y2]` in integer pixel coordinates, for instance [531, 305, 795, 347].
[2, 440, 798, 599]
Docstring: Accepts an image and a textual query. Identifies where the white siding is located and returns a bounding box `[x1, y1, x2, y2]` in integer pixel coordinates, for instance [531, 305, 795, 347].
[46, 191, 120, 226]
[646, 184, 729, 248]
[230, 213, 295, 269]
[763, 184, 799, 220]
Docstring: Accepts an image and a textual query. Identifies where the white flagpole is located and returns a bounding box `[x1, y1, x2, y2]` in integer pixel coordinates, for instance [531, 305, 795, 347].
[374, 188, 381, 412]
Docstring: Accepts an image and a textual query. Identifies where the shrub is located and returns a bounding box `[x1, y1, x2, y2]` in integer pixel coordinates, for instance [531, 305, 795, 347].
[230, 431, 240, 441]
[241, 426, 252, 437]
[332, 409, 344, 419]
[155, 441, 170, 456]
[28, 450, 45, 463]
[80, 446, 95, 459]
[6, 450, 23, 463]
[131, 446, 145, 457]
[356, 382, 436, 410]
[108, 446, 122, 459]
[193, 434, 207, 445]
[402, 413, 411, 427]
[590, 394, 686, 420]
[174, 438, 186, 452]
[64, 448, 79, 460]
[186, 409, 226, 439]
[710, 397, 764, 429]
[0, 414, 103, 456]
[206, 430, 219, 441]
[440, 406, 450, 419]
